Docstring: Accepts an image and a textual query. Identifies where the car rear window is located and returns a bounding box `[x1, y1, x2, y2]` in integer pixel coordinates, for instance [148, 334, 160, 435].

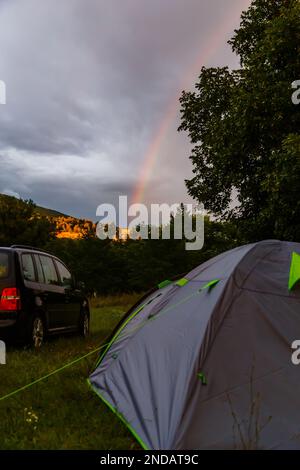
[0, 252, 9, 279]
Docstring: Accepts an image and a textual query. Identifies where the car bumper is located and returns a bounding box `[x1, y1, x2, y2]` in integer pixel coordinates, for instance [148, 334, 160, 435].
[0, 311, 18, 328]
[0, 311, 28, 341]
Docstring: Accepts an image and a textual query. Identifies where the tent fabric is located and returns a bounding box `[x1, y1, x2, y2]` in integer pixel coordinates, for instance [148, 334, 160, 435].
[89, 240, 300, 450]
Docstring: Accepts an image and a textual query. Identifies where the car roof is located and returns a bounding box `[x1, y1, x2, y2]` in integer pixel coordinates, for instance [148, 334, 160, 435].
[0, 245, 55, 257]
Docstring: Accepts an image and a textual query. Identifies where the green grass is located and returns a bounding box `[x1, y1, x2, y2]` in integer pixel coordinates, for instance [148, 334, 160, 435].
[0, 294, 142, 450]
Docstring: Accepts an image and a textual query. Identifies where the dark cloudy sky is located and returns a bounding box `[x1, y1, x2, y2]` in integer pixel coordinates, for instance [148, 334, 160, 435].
[0, 0, 251, 219]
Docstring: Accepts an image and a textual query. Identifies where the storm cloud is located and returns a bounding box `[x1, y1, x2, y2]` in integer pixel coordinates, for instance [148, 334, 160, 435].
[0, 0, 251, 219]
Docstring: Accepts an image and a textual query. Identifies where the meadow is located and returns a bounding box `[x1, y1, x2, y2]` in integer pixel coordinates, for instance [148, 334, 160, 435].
[0, 294, 142, 450]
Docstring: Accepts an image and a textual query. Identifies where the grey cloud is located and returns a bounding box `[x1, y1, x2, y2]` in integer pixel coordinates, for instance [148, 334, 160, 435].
[0, 0, 251, 218]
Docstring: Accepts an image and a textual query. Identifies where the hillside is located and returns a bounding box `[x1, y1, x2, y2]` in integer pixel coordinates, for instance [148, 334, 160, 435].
[0, 193, 95, 239]
[0, 193, 69, 218]
[35, 205, 69, 218]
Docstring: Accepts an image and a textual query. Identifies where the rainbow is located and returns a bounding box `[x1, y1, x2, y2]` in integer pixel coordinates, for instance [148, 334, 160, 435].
[131, 0, 251, 205]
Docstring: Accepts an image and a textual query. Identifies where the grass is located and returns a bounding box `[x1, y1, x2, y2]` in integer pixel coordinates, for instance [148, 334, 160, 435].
[0, 294, 142, 450]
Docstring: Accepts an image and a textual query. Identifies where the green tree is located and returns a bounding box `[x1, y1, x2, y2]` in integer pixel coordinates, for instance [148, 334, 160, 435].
[0, 195, 55, 246]
[179, 0, 300, 241]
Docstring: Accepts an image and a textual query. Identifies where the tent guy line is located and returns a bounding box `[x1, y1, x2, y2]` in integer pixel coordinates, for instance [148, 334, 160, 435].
[0, 344, 107, 403]
[0, 283, 210, 403]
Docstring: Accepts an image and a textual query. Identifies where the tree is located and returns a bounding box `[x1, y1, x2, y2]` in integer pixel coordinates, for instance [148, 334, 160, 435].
[0, 195, 55, 246]
[179, 0, 300, 241]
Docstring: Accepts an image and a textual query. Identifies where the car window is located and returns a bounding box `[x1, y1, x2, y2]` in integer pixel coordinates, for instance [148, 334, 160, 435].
[55, 260, 73, 288]
[0, 252, 9, 279]
[39, 255, 59, 285]
[21, 254, 36, 282]
[33, 254, 45, 283]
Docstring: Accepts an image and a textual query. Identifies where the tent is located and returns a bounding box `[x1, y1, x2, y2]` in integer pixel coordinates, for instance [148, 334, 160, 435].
[88, 240, 300, 450]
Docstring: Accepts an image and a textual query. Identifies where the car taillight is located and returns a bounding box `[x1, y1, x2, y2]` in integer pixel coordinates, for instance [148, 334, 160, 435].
[0, 288, 21, 311]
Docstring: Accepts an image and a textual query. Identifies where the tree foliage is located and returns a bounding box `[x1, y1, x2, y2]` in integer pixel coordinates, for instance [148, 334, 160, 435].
[179, 0, 300, 241]
[0, 195, 55, 247]
[44, 216, 238, 296]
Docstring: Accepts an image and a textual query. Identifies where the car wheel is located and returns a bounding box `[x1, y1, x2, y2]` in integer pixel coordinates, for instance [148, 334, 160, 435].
[30, 315, 45, 349]
[79, 310, 90, 338]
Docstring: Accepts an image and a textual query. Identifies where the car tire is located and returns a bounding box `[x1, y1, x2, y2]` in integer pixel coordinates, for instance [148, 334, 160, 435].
[30, 314, 45, 349]
[79, 310, 90, 338]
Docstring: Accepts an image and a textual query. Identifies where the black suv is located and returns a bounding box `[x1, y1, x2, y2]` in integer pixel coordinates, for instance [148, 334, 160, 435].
[0, 245, 90, 347]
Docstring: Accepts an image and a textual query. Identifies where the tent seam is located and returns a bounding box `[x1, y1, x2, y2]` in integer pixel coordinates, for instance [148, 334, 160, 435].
[87, 378, 149, 450]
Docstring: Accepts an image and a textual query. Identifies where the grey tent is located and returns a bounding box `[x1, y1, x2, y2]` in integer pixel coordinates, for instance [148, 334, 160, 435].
[89, 240, 300, 450]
